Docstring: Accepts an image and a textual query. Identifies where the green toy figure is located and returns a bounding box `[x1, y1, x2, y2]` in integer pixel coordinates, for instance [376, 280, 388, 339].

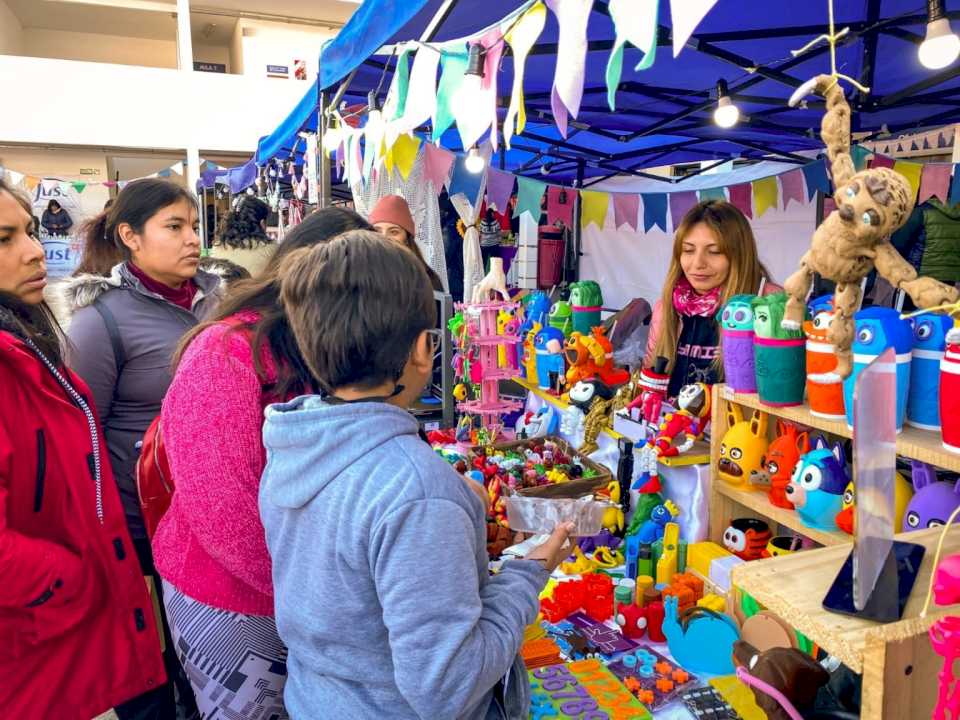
[752, 292, 807, 407]
[570, 281, 604, 335]
[548, 300, 573, 337]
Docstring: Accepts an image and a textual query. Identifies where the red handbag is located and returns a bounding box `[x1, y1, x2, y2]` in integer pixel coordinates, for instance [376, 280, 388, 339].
[136, 415, 175, 538]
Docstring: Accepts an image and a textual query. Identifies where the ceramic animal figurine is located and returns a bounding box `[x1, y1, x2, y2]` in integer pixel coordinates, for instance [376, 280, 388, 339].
[569, 379, 616, 456]
[722, 518, 772, 561]
[718, 405, 769, 487]
[515, 405, 559, 439]
[749, 420, 809, 509]
[804, 299, 846, 420]
[752, 292, 806, 407]
[534, 326, 565, 391]
[783, 74, 958, 379]
[520, 290, 551, 338]
[662, 595, 740, 675]
[615, 602, 648, 639]
[842, 306, 913, 431]
[907, 312, 953, 430]
[569, 280, 604, 336]
[786, 437, 849, 531]
[903, 460, 960, 532]
[563, 327, 629, 388]
[720, 294, 758, 393]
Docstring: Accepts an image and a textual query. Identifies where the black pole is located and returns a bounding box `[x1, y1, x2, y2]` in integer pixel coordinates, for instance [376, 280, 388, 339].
[571, 159, 586, 283]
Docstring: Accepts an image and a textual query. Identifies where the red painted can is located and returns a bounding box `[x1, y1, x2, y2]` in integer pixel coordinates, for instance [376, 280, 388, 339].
[940, 329, 960, 454]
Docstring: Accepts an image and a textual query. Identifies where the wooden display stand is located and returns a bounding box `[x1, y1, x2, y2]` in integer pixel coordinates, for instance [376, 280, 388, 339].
[708, 384, 960, 719]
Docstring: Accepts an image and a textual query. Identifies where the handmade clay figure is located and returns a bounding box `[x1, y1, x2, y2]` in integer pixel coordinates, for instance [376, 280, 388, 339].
[472, 256, 510, 302]
[636, 501, 679, 543]
[786, 437, 849, 531]
[903, 460, 960, 532]
[615, 602, 648, 640]
[570, 280, 603, 336]
[534, 326, 565, 391]
[548, 300, 573, 337]
[562, 327, 629, 388]
[521, 322, 542, 384]
[842, 307, 913, 431]
[783, 75, 958, 378]
[804, 300, 846, 419]
[835, 471, 913, 534]
[752, 293, 806, 407]
[717, 405, 768, 488]
[719, 294, 758, 393]
[497, 308, 519, 369]
[520, 290, 552, 338]
[748, 420, 809, 509]
[722, 518, 772, 561]
[907, 312, 954, 430]
[569, 379, 616, 456]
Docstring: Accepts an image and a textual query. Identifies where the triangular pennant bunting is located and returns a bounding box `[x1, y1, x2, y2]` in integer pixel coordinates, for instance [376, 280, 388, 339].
[918, 164, 952, 205]
[870, 155, 895, 170]
[546, 185, 575, 227]
[801, 160, 830, 200]
[485, 168, 516, 213]
[392, 134, 422, 182]
[514, 176, 547, 221]
[698, 187, 726, 203]
[503, 2, 547, 148]
[670, 0, 718, 57]
[893, 160, 923, 201]
[669, 191, 698, 230]
[447, 153, 484, 204]
[950, 165, 960, 206]
[851, 145, 870, 172]
[605, 0, 658, 110]
[580, 189, 610, 229]
[612, 192, 640, 231]
[641, 193, 667, 232]
[399, 44, 440, 136]
[72, 182, 87, 194]
[779, 170, 805, 209]
[728, 183, 753, 218]
[753, 176, 779, 217]
[433, 44, 469, 143]
[545, 0, 593, 137]
[422, 143, 455, 190]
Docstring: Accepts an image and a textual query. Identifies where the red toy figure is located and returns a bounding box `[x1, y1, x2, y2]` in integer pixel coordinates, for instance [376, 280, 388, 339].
[627, 359, 671, 427]
[615, 602, 648, 639]
[647, 601, 667, 642]
[752, 420, 810, 509]
[722, 518, 773, 561]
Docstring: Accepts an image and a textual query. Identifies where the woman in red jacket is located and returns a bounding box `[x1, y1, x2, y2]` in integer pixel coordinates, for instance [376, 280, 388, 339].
[0, 178, 166, 720]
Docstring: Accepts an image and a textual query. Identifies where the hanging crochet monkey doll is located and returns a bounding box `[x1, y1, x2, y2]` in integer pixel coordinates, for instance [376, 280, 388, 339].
[782, 75, 958, 378]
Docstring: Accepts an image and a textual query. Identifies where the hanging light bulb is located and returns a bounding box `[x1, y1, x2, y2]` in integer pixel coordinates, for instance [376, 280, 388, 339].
[453, 42, 490, 148]
[919, 0, 959, 70]
[713, 79, 740, 129]
[540, 162, 553, 176]
[322, 118, 343, 154]
[465, 145, 486, 174]
[366, 91, 383, 134]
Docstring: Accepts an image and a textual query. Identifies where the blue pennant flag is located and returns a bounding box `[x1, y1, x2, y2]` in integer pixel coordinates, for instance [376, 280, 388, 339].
[802, 159, 831, 200]
[447, 153, 484, 204]
[950, 164, 960, 206]
[641, 193, 667, 232]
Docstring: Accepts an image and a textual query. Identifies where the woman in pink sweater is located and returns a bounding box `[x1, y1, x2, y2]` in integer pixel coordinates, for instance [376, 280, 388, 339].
[152, 207, 372, 719]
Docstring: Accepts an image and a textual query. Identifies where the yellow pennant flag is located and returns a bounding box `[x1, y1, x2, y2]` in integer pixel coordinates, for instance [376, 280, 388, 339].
[893, 160, 922, 202]
[752, 176, 779, 217]
[392, 134, 422, 181]
[503, 2, 547, 147]
[580, 190, 610, 229]
[383, 138, 397, 176]
[24, 176, 39, 193]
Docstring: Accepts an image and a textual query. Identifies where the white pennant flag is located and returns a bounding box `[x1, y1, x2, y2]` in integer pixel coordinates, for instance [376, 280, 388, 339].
[670, 0, 718, 57]
[397, 44, 440, 136]
[171, 162, 184, 176]
[6, 170, 24, 186]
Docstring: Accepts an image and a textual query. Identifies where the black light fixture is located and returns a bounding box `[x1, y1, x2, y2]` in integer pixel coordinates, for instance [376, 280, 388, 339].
[465, 42, 487, 79]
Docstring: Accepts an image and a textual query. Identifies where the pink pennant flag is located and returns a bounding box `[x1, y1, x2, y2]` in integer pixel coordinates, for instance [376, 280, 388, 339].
[779, 170, 805, 209]
[870, 155, 895, 169]
[669, 191, 698, 230]
[422, 143, 455, 191]
[103, 180, 117, 188]
[919, 164, 953, 204]
[728, 183, 753, 219]
[546, 185, 575, 227]
[485, 168, 515, 213]
[612, 193, 640, 231]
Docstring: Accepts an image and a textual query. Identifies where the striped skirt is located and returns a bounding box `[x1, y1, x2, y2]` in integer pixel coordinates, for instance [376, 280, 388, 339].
[162, 580, 289, 720]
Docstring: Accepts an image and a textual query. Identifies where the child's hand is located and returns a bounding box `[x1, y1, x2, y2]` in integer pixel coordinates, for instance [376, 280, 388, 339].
[525, 522, 576, 573]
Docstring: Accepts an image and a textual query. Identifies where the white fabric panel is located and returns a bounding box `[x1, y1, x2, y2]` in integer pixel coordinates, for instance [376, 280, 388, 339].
[579, 196, 817, 310]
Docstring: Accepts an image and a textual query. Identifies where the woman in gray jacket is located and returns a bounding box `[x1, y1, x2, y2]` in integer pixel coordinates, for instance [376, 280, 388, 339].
[66, 178, 220, 720]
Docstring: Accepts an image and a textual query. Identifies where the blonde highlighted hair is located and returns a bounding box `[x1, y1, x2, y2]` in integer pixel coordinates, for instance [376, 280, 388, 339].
[654, 200, 770, 373]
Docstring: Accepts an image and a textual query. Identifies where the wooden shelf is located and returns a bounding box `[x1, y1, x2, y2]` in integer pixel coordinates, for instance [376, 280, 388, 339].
[731, 526, 960, 718]
[719, 386, 960, 474]
[715, 481, 850, 546]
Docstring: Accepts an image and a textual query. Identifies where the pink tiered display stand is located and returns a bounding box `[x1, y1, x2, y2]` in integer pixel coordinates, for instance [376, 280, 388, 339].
[457, 300, 523, 441]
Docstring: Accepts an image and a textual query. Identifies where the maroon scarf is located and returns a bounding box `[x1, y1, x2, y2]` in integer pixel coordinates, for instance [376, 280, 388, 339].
[126, 262, 198, 311]
[672, 276, 723, 318]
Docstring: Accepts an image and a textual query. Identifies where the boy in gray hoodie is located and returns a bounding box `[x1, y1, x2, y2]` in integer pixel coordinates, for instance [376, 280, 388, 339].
[260, 230, 573, 720]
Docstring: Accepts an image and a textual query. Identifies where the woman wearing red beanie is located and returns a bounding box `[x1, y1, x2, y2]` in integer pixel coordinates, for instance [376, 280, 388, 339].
[369, 194, 444, 291]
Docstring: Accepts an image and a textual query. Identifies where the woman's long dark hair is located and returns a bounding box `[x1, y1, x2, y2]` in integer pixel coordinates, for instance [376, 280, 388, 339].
[74, 178, 197, 276]
[176, 206, 372, 399]
[0, 179, 65, 365]
[217, 196, 271, 250]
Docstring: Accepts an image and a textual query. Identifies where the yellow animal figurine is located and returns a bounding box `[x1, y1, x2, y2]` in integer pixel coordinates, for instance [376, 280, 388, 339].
[560, 545, 597, 575]
[546, 469, 570, 485]
[717, 405, 769, 488]
[522, 321, 542, 384]
[497, 308, 516, 369]
[601, 481, 624, 532]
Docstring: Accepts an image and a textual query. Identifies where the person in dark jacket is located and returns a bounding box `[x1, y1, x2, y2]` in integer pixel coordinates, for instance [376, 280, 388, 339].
[66, 178, 220, 720]
[41, 198, 73, 236]
[0, 178, 166, 720]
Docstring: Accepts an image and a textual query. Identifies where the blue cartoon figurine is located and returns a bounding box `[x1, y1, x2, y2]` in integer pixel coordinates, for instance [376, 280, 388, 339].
[520, 291, 552, 338]
[636, 500, 679, 543]
[907, 312, 953, 431]
[662, 595, 740, 675]
[842, 307, 913, 431]
[786, 437, 849, 531]
[534, 326, 566, 391]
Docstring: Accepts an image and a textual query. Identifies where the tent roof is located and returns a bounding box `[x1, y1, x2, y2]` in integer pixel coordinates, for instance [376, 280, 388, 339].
[259, 0, 960, 182]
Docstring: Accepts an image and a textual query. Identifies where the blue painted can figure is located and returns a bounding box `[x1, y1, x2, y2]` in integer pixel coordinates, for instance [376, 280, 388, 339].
[534, 326, 566, 391]
[907, 312, 953, 431]
[842, 307, 913, 431]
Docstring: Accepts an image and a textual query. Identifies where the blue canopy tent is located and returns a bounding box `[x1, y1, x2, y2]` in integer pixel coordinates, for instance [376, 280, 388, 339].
[296, 0, 959, 184]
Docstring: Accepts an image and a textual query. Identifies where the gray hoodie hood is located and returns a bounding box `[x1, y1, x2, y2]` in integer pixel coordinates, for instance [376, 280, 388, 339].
[61, 263, 221, 315]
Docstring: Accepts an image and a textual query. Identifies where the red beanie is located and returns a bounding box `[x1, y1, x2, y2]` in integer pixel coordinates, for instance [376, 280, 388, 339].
[369, 195, 415, 237]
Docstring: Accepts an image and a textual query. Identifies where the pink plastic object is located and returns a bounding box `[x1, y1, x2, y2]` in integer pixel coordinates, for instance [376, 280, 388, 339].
[627, 366, 670, 427]
[736, 667, 805, 720]
[930, 553, 960, 719]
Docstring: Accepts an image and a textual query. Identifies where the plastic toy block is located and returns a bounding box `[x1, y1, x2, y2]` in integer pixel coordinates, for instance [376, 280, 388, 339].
[623, 654, 638, 668]
[638, 664, 655, 678]
[655, 523, 679, 585]
[671, 669, 690, 684]
[635, 650, 656, 664]
[584, 593, 614, 622]
[624, 676, 642, 693]
[709, 554, 745, 593]
[672, 573, 704, 599]
[654, 661, 672, 675]
[687, 541, 732, 578]
[698, 593, 726, 612]
[662, 584, 696, 611]
[637, 690, 655, 705]
[656, 678, 675, 693]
